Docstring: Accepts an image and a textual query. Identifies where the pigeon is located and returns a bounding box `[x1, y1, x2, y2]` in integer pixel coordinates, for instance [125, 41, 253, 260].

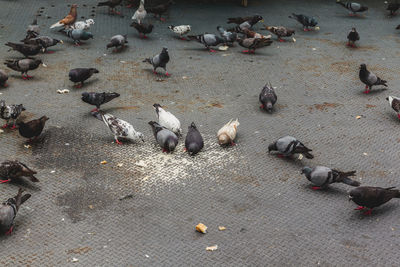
[386, 96, 400, 120]
[81, 92, 120, 111]
[0, 69, 8, 87]
[106, 35, 128, 51]
[217, 119, 239, 146]
[143, 47, 170, 76]
[347, 28, 359, 48]
[386, 2, 400, 15]
[0, 188, 31, 235]
[265, 26, 295, 42]
[227, 15, 263, 25]
[5, 42, 44, 58]
[217, 26, 237, 44]
[4, 58, 44, 80]
[50, 4, 78, 29]
[301, 166, 359, 190]
[148, 121, 178, 152]
[69, 68, 99, 88]
[98, 0, 123, 15]
[146, 0, 173, 21]
[17, 116, 49, 142]
[153, 103, 182, 136]
[0, 101, 25, 129]
[288, 13, 318, 31]
[237, 37, 273, 54]
[242, 29, 271, 39]
[0, 160, 39, 184]
[92, 110, 144, 144]
[168, 25, 191, 40]
[22, 36, 63, 53]
[62, 28, 93, 46]
[349, 186, 400, 215]
[268, 136, 314, 159]
[359, 64, 387, 94]
[24, 18, 40, 41]
[73, 19, 95, 30]
[132, 0, 147, 24]
[187, 34, 225, 52]
[185, 122, 204, 155]
[336, 1, 368, 15]
[259, 83, 277, 112]
[130, 22, 154, 38]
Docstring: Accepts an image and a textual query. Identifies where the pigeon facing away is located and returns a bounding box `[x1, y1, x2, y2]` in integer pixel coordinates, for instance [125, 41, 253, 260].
[4, 58, 44, 80]
[359, 64, 387, 94]
[146, 0, 173, 21]
[62, 28, 93, 46]
[386, 96, 400, 120]
[187, 34, 225, 52]
[106, 35, 128, 51]
[301, 166, 359, 190]
[24, 18, 40, 41]
[132, 0, 147, 24]
[288, 13, 318, 31]
[50, 4, 78, 29]
[265, 26, 295, 42]
[81, 92, 120, 111]
[0, 69, 8, 87]
[23, 36, 63, 53]
[98, 0, 123, 15]
[0, 188, 31, 235]
[336, 1, 368, 15]
[268, 136, 314, 159]
[153, 104, 182, 136]
[17, 116, 49, 142]
[143, 47, 170, 76]
[185, 122, 204, 155]
[217, 119, 239, 146]
[387, 2, 400, 15]
[347, 28, 359, 48]
[69, 68, 99, 88]
[0, 101, 25, 129]
[168, 25, 191, 40]
[217, 26, 237, 44]
[0, 160, 39, 184]
[5, 42, 44, 58]
[349, 186, 400, 215]
[238, 37, 273, 54]
[259, 83, 277, 112]
[130, 22, 154, 38]
[73, 19, 95, 30]
[227, 15, 263, 25]
[92, 110, 144, 144]
[148, 121, 178, 152]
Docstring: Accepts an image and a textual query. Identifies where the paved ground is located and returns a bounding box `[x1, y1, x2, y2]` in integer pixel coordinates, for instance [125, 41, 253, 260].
[1, 0, 400, 266]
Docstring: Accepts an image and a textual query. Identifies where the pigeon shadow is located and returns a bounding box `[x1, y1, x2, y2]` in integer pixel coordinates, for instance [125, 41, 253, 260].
[5, 178, 41, 192]
[356, 87, 388, 96]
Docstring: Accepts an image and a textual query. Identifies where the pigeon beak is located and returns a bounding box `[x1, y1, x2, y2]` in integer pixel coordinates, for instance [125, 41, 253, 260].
[60, 40, 64, 44]
[42, 63, 47, 68]
[348, 196, 353, 201]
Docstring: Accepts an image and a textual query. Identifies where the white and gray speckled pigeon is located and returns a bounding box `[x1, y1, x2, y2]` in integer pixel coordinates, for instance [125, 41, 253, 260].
[0, 160, 38, 183]
[301, 166, 359, 190]
[359, 64, 387, 94]
[217, 119, 239, 146]
[0, 69, 8, 87]
[187, 34, 224, 52]
[185, 122, 204, 155]
[268, 136, 314, 159]
[73, 19, 95, 30]
[143, 47, 170, 76]
[168, 25, 191, 40]
[132, 0, 146, 24]
[153, 103, 182, 136]
[148, 121, 178, 152]
[0, 101, 25, 129]
[217, 26, 237, 44]
[386, 96, 400, 120]
[336, 1, 368, 15]
[106, 35, 128, 51]
[0, 188, 31, 235]
[259, 83, 277, 112]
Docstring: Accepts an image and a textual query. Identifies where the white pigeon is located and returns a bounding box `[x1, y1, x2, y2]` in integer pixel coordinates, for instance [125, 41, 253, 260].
[132, 0, 146, 24]
[92, 110, 144, 145]
[73, 19, 95, 30]
[217, 119, 239, 146]
[153, 104, 182, 136]
[386, 96, 400, 120]
[168, 25, 191, 39]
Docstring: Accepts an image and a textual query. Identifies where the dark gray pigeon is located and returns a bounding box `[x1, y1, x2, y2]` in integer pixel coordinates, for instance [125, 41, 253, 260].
[81, 92, 120, 111]
[5, 42, 44, 58]
[69, 68, 99, 88]
[0, 69, 8, 87]
[143, 47, 170, 76]
[0, 188, 31, 235]
[0, 160, 39, 183]
[187, 34, 224, 52]
[259, 83, 277, 112]
[347, 28, 359, 48]
[301, 166, 359, 190]
[4, 58, 44, 80]
[217, 26, 237, 44]
[0, 101, 25, 129]
[288, 13, 318, 31]
[336, 1, 368, 15]
[106, 35, 128, 51]
[359, 64, 387, 94]
[148, 121, 178, 153]
[22, 36, 63, 53]
[185, 122, 204, 155]
[62, 28, 93, 45]
[268, 136, 314, 159]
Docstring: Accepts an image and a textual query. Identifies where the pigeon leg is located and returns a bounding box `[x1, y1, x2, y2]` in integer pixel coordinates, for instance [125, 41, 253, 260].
[250, 50, 255, 54]
[260, 104, 264, 109]
[22, 74, 28, 80]
[10, 124, 16, 130]
[160, 17, 166, 22]
[165, 72, 170, 77]
[242, 50, 249, 53]
[46, 50, 55, 54]
[363, 90, 370, 94]
[143, 35, 148, 39]
[0, 179, 10, 183]
[354, 206, 365, 210]
[277, 154, 285, 158]
[153, 70, 158, 75]
[2, 124, 8, 128]
[363, 209, 372, 215]
[311, 186, 322, 190]
[126, 4, 134, 8]
[184, 147, 187, 152]
[397, 113, 400, 120]
[115, 139, 122, 145]
[303, 28, 309, 32]
[209, 49, 217, 52]
[162, 148, 167, 153]
[278, 38, 285, 42]
[5, 225, 13, 235]
[91, 108, 99, 112]
[2, 83, 8, 87]
[230, 141, 236, 146]
[26, 75, 33, 79]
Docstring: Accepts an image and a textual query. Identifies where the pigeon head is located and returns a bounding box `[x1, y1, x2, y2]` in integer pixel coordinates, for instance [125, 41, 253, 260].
[218, 133, 229, 145]
[301, 166, 312, 175]
[359, 64, 367, 70]
[351, 27, 356, 32]
[189, 122, 197, 130]
[168, 25, 174, 30]
[310, 18, 318, 27]
[265, 102, 273, 112]
[17, 104, 26, 112]
[40, 115, 49, 122]
[251, 15, 263, 24]
[167, 138, 177, 152]
[268, 142, 277, 153]
[349, 187, 363, 202]
[81, 92, 90, 102]
[162, 47, 168, 54]
[86, 19, 95, 25]
[90, 68, 99, 74]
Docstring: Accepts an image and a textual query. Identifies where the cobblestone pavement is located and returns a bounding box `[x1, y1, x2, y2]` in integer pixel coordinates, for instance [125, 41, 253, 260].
[1, 0, 400, 266]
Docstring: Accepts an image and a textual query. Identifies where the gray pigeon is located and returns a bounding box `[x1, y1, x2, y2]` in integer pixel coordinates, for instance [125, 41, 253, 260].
[26, 18, 40, 36]
[106, 35, 128, 51]
[81, 92, 120, 111]
[0, 69, 8, 87]
[143, 47, 170, 76]
[187, 34, 225, 52]
[0, 188, 31, 235]
[336, 1, 368, 15]
[4, 58, 43, 80]
[62, 28, 93, 45]
[259, 83, 277, 112]
[148, 121, 178, 153]
[217, 26, 237, 44]
[69, 68, 99, 88]
[0, 160, 39, 183]
[0, 101, 25, 129]
[301, 166, 359, 190]
[185, 122, 204, 155]
[359, 64, 387, 94]
[268, 136, 314, 159]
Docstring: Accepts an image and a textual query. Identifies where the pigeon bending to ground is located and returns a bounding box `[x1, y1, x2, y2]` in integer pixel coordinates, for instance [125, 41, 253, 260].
[147, 0, 173, 21]
[386, 96, 400, 120]
[106, 35, 128, 51]
[217, 119, 239, 146]
[0, 101, 25, 129]
[259, 83, 277, 112]
[238, 37, 273, 54]
[0, 160, 39, 184]
[50, 4, 78, 29]
[347, 28, 359, 48]
[4, 59, 44, 80]
[227, 15, 263, 25]
[17, 116, 49, 142]
[187, 34, 225, 52]
[0, 188, 31, 235]
[81, 92, 120, 111]
[153, 104, 181, 136]
[349, 186, 400, 215]
[23, 36, 63, 53]
[288, 13, 318, 31]
[242, 29, 271, 39]
[301, 166, 359, 190]
[132, 0, 146, 24]
[229, 16, 264, 32]
[336, 1, 368, 15]
[0, 69, 8, 87]
[73, 19, 95, 30]
[268, 136, 314, 159]
[387, 2, 400, 15]
[92, 110, 144, 144]
[359, 64, 387, 94]
[217, 26, 237, 44]
[185, 122, 204, 155]
[168, 25, 191, 40]
[148, 121, 178, 152]
[69, 68, 99, 88]
[5, 42, 44, 58]
[143, 47, 170, 76]
[62, 28, 93, 46]
[265, 26, 295, 42]
[130, 22, 154, 38]
[98, 0, 123, 15]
